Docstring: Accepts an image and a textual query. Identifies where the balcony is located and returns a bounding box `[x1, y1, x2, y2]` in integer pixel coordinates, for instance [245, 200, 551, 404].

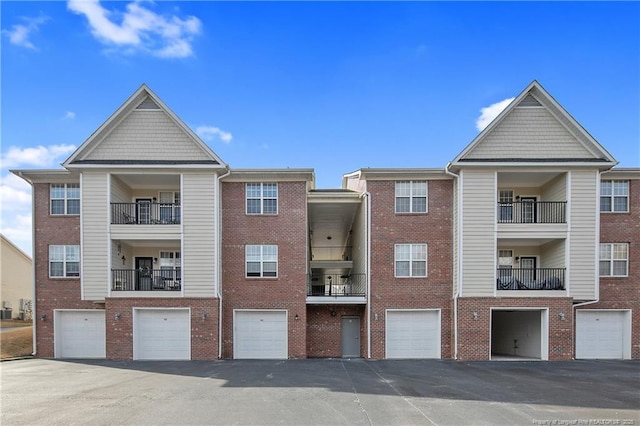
[497, 201, 566, 224]
[307, 273, 366, 297]
[111, 203, 181, 225]
[496, 268, 565, 290]
[112, 268, 181, 292]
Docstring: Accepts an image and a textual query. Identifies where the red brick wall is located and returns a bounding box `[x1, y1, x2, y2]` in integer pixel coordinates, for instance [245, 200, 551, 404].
[105, 298, 219, 360]
[580, 178, 640, 358]
[32, 182, 97, 358]
[457, 297, 574, 360]
[306, 305, 366, 357]
[221, 181, 308, 358]
[366, 179, 454, 359]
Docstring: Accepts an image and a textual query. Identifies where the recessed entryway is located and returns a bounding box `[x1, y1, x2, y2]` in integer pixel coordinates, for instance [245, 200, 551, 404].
[234, 310, 288, 359]
[576, 310, 631, 359]
[341, 316, 360, 357]
[133, 308, 190, 360]
[55, 310, 106, 359]
[491, 309, 548, 360]
[385, 309, 441, 359]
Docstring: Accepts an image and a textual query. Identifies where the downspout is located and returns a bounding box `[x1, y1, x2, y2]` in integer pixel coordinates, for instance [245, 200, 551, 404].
[18, 171, 37, 356]
[360, 190, 372, 359]
[444, 163, 461, 360]
[216, 167, 232, 359]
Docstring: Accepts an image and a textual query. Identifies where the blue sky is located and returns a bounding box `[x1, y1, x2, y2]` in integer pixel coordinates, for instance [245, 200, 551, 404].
[1, 1, 639, 254]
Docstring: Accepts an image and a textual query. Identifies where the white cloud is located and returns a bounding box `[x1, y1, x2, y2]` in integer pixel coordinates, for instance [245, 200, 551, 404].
[195, 126, 233, 144]
[1, 144, 76, 168]
[0, 174, 33, 254]
[64, 111, 76, 120]
[67, 0, 202, 58]
[476, 97, 515, 131]
[2, 15, 49, 50]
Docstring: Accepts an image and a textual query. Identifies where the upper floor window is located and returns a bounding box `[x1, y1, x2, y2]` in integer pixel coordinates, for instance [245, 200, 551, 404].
[600, 181, 628, 212]
[51, 184, 80, 215]
[159, 251, 181, 280]
[246, 245, 278, 278]
[395, 244, 427, 277]
[599, 243, 628, 277]
[246, 183, 278, 214]
[49, 245, 79, 278]
[395, 181, 427, 213]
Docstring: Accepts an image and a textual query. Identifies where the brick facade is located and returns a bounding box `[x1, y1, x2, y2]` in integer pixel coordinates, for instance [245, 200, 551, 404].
[306, 305, 366, 358]
[221, 181, 309, 359]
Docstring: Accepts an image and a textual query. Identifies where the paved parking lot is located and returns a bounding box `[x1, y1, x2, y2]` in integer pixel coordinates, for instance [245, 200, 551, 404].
[1, 358, 638, 425]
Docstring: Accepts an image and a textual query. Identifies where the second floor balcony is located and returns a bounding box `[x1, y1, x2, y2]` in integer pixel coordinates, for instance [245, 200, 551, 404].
[497, 201, 566, 224]
[111, 202, 181, 225]
[112, 268, 181, 292]
[307, 273, 366, 298]
[496, 267, 565, 291]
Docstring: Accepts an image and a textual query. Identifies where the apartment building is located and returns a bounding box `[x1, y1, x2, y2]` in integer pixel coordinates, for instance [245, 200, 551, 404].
[13, 81, 638, 361]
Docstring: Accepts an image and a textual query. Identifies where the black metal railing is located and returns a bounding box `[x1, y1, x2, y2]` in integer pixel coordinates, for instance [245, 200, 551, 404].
[307, 273, 366, 297]
[111, 203, 181, 225]
[496, 268, 565, 290]
[497, 201, 566, 224]
[112, 269, 181, 291]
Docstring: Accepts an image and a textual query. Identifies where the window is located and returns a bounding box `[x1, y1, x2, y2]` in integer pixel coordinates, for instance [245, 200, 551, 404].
[246, 183, 278, 214]
[158, 191, 181, 223]
[50, 184, 80, 215]
[600, 181, 629, 212]
[246, 245, 278, 277]
[395, 181, 427, 213]
[395, 244, 427, 277]
[600, 243, 628, 277]
[49, 245, 80, 278]
[498, 190, 514, 222]
[159, 251, 181, 280]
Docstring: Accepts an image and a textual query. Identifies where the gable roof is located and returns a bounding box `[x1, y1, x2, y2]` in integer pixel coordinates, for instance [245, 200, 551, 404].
[63, 84, 226, 169]
[451, 81, 617, 169]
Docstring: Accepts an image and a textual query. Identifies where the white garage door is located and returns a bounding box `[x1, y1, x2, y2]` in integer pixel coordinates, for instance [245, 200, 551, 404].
[576, 310, 630, 359]
[386, 310, 440, 359]
[234, 310, 287, 359]
[135, 309, 190, 360]
[56, 310, 105, 359]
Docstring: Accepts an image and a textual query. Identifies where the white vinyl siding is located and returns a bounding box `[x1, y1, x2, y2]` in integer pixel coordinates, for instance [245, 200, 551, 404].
[246, 245, 278, 278]
[51, 183, 80, 215]
[464, 108, 595, 160]
[599, 243, 628, 277]
[394, 244, 427, 277]
[395, 181, 427, 213]
[182, 173, 217, 297]
[49, 245, 80, 278]
[568, 171, 599, 300]
[246, 183, 278, 214]
[540, 239, 565, 269]
[82, 173, 109, 301]
[600, 180, 629, 212]
[86, 110, 211, 162]
[460, 170, 496, 296]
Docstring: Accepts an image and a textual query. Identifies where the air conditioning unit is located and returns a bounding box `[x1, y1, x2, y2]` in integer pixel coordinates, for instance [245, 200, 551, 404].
[2, 301, 10, 309]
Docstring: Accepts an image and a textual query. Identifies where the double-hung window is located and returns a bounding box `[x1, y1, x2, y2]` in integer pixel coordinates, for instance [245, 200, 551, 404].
[158, 191, 180, 223]
[49, 245, 80, 278]
[600, 181, 629, 212]
[395, 244, 427, 277]
[246, 183, 278, 214]
[395, 181, 427, 213]
[246, 245, 278, 278]
[159, 251, 181, 280]
[599, 243, 629, 277]
[50, 184, 80, 215]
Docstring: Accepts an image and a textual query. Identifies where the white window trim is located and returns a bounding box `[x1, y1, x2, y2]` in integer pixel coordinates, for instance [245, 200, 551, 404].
[50, 183, 80, 216]
[395, 181, 428, 214]
[245, 244, 278, 278]
[599, 243, 629, 277]
[394, 243, 428, 278]
[246, 183, 278, 215]
[49, 245, 80, 278]
[600, 180, 629, 213]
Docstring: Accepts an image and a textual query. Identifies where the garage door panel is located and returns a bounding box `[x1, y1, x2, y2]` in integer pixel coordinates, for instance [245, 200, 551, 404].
[235, 311, 287, 359]
[135, 309, 190, 360]
[57, 311, 106, 359]
[576, 311, 629, 359]
[386, 310, 440, 359]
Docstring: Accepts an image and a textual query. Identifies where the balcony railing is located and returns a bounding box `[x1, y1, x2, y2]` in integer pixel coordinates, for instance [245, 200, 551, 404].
[307, 273, 366, 297]
[310, 246, 352, 261]
[111, 203, 181, 225]
[497, 201, 566, 224]
[112, 269, 181, 291]
[496, 268, 565, 290]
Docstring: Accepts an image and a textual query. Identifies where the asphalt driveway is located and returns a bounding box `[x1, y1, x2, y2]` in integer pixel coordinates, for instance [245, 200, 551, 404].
[1, 358, 638, 425]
